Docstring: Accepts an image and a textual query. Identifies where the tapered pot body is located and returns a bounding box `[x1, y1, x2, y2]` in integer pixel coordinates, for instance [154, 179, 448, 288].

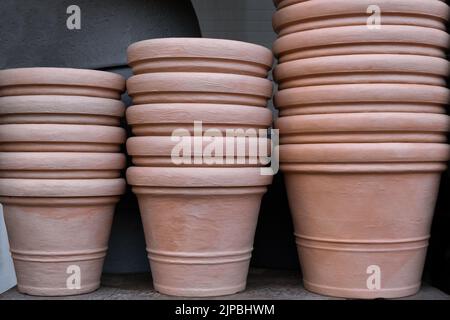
[0, 178, 126, 296]
[127, 167, 272, 297]
[281, 143, 449, 298]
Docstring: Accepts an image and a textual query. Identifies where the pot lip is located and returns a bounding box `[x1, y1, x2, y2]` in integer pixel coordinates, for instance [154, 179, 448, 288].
[126, 72, 273, 98]
[126, 103, 273, 125]
[275, 0, 447, 9]
[127, 37, 273, 68]
[126, 136, 271, 156]
[0, 124, 126, 143]
[275, 83, 450, 106]
[0, 152, 126, 170]
[0, 67, 126, 92]
[0, 95, 125, 116]
[276, 113, 450, 133]
[273, 25, 449, 57]
[0, 178, 126, 197]
[273, 0, 449, 33]
[274, 54, 450, 81]
[126, 167, 273, 187]
[280, 143, 450, 163]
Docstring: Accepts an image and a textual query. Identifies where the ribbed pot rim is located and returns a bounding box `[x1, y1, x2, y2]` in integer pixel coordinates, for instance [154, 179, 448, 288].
[273, 0, 447, 10]
[0, 95, 125, 117]
[127, 72, 273, 98]
[274, 54, 450, 83]
[273, 0, 449, 33]
[126, 167, 272, 187]
[0, 153, 126, 170]
[126, 104, 272, 126]
[280, 143, 450, 163]
[276, 113, 450, 134]
[0, 124, 126, 143]
[127, 37, 273, 69]
[0, 68, 125, 93]
[274, 84, 450, 108]
[126, 136, 271, 156]
[273, 25, 449, 58]
[0, 178, 126, 197]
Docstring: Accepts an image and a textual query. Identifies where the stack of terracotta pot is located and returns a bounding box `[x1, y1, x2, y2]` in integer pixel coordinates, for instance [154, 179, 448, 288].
[125, 38, 274, 297]
[0, 68, 127, 296]
[272, 0, 450, 298]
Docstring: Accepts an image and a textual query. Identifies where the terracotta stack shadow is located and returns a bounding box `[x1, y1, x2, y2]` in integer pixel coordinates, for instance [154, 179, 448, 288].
[0, 68, 127, 296]
[272, 0, 450, 298]
[125, 38, 274, 297]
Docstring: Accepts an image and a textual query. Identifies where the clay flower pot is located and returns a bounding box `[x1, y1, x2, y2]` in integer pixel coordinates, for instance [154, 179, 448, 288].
[126, 167, 272, 297]
[127, 73, 273, 106]
[0, 95, 125, 125]
[274, 54, 450, 89]
[276, 113, 450, 144]
[273, 25, 449, 62]
[0, 68, 125, 99]
[127, 38, 273, 77]
[273, 0, 449, 35]
[127, 136, 270, 167]
[0, 178, 126, 296]
[280, 143, 450, 298]
[0, 152, 126, 179]
[274, 83, 450, 116]
[0, 124, 126, 152]
[126, 103, 272, 136]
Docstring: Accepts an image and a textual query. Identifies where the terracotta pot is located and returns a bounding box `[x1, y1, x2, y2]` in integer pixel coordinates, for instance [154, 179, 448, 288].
[126, 103, 272, 136]
[274, 83, 450, 116]
[276, 113, 450, 144]
[280, 143, 449, 298]
[127, 73, 273, 106]
[0, 95, 125, 126]
[273, 0, 449, 35]
[127, 167, 272, 297]
[273, 25, 449, 62]
[0, 68, 125, 99]
[0, 124, 126, 152]
[0, 153, 126, 179]
[274, 54, 450, 89]
[127, 136, 271, 167]
[127, 38, 273, 77]
[0, 178, 126, 296]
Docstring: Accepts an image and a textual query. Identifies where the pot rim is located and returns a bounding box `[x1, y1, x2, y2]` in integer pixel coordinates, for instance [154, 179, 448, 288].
[126, 136, 271, 156]
[273, 25, 449, 58]
[127, 37, 273, 68]
[0, 152, 126, 170]
[274, 54, 450, 82]
[0, 124, 126, 143]
[0, 95, 125, 117]
[276, 112, 450, 133]
[0, 178, 126, 197]
[274, 0, 447, 9]
[274, 83, 450, 107]
[0, 67, 125, 93]
[126, 103, 272, 126]
[127, 72, 273, 98]
[273, 0, 449, 33]
[280, 143, 450, 163]
[126, 167, 273, 187]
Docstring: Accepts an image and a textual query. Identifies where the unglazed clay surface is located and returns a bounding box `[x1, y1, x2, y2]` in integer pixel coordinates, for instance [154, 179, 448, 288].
[127, 72, 273, 106]
[273, 0, 449, 35]
[0, 68, 125, 99]
[126, 167, 272, 297]
[128, 38, 273, 77]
